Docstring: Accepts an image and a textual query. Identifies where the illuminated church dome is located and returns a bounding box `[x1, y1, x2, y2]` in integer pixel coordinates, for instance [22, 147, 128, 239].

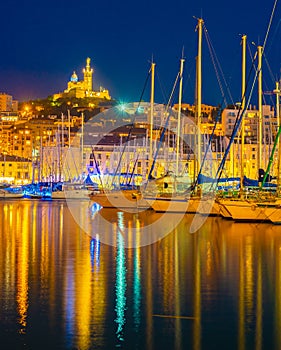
[53, 58, 111, 100]
[70, 71, 78, 83]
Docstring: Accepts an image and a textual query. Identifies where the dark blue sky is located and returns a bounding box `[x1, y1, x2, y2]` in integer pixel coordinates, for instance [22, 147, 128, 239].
[0, 0, 280, 107]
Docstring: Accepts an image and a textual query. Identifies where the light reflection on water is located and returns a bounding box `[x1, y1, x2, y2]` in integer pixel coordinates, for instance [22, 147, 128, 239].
[115, 225, 127, 344]
[0, 200, 280, 349]
[133, 218, 141, 332]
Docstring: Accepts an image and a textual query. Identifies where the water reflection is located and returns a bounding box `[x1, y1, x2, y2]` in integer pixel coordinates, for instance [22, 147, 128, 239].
[115, 225, 127, 344]
[0, 201, 281, 349]
[90, 235, 101, 269]
[133, 219, 141, 331]
[16, 204, 29, 335]
[275, 242, 281, 350]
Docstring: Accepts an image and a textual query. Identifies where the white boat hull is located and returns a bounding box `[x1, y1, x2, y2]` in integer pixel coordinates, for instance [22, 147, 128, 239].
[145, 195, 201, 213]
[52, 189, 91, 199]
[89, 190, 150, 210]
[219, 199, 270, 222]
[0, 190, 24, 199]
[145, 193, 221, 215]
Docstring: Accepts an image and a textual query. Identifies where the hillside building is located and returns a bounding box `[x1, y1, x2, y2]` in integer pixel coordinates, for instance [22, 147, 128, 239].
[53, 57, 111, 100]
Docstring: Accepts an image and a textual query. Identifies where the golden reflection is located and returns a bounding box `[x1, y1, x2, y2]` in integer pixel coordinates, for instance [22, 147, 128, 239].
[2, 201, 281, 349]
[49, 204, 63, 325]
[59, 203, 64, 258]
[238, 233, 245, 350]
[275, 244, 281, 349]
[2, 203, 15, 313]
[62, 202, 107, 348]
[255, 242, 262, 350]
[245, 235, 254, 321]
[193, 234, 201, 350]
[40, 203, 50, 287]
[16, 204, 29, 334]
[75, 226, 92, 349]
[161, 234, 171, 315]
[234, 224, 267, 350]
[174, 228, 182, 350]
[31, 202, 37, 260]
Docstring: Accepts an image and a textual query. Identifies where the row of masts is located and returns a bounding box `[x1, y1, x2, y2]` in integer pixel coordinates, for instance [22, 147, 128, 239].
[36, 18, 280, 188]
[148, 18, 204, 180]
[148, 17, 280, 191]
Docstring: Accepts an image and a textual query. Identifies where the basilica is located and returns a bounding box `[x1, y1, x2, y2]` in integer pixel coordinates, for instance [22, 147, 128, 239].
[53, 57, 111, 100]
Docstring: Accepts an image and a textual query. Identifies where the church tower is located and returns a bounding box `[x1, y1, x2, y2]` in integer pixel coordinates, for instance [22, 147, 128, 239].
[83, 57, 93, 95]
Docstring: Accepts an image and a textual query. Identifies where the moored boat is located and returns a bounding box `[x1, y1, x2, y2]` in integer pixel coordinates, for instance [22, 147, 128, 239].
[0, 188, 24, 199]
[89, 189, 150, 210]
[217, 195, 281, 222]
[264, 201, 281, 224]
[52, 183, 92, 199]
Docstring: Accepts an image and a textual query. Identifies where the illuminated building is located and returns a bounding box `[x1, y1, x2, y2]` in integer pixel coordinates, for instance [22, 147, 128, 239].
[173, 103, 217, 121]
[10, 117, 59, 159]
[0, 93, 18, 112]
[0, 153, 32, 184]
[0, 93, 19, 156]
[221, 104, 277, 143]
[53, 57, 111, 100]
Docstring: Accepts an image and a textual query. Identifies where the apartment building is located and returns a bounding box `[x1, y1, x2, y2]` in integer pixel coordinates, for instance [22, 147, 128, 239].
[0, 153, 32, 184]
[221, 104, 277, 143]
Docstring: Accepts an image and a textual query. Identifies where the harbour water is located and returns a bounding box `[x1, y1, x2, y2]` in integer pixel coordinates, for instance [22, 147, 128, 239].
[0, 199, 281, 349]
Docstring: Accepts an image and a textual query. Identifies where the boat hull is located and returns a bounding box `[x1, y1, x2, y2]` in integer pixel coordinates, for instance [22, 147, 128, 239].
[145, 195, 201, 213]
[191, 197, 220, 216]
[0, 191, 24, 199]
[264, 205, 281, 224]
[52, 189, 91, 200]
[89, 190, 150, 210]
[217, 201, 233, 219]
[219, 199, 270, 222]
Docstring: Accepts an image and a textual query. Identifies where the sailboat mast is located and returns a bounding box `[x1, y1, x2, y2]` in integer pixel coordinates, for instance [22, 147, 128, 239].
[257, 45, 263, 173]
[149, 61, 155, 162]
[176, 57, 185, 176]
[61, 112, 64, 149]
[240, 35, 247, 192]
[275, 81, 280, 127]
[196, 18, 203, 171]
[274, 81, 281, 192]
[67, 109, 71, 148]
[81, 112, 84, 180]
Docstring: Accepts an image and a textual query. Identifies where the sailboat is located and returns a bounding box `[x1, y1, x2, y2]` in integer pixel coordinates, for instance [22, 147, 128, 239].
[217, 15, 281, 223]
[50, 112, 92, 200]
[143, 53, 191, 212]
[216, 33, 249, 220]
[265, 201, 281, 224]
[144, 18, 221, 216]
[51, 182, 92, 199]
[265, 81, 281, 224]
[89, 62, 158, 210]
[0, 184, 24, 199]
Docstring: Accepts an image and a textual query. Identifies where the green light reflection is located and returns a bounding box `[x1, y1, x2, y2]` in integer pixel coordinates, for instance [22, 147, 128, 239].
[115, 225, 127, 343]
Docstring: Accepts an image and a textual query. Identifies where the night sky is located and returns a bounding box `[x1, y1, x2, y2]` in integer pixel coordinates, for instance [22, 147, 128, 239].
[0, 0, 280, 107]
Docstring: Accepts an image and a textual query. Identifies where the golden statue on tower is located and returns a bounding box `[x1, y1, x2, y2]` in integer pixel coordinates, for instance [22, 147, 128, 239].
[53, 57, 111, 100]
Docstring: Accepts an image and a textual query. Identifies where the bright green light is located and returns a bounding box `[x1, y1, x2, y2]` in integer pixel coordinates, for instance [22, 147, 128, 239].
[118, 104, 126, 111]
